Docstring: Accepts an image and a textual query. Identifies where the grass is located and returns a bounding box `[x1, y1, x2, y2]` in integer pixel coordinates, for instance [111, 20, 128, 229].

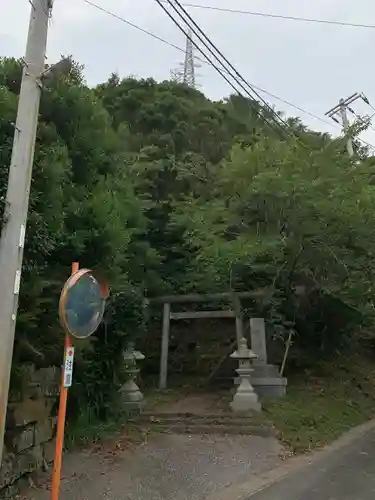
[63, 385, 189, 450]
[65, 414, 123, 449]
[64, 411, 144, 450]
[264, 356, 375, 454]
[144, 388, 183, 410]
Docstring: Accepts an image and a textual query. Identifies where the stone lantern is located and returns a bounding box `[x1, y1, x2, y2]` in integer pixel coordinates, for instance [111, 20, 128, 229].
[230, 337, 261, 412]
[119, 342, 145, 412]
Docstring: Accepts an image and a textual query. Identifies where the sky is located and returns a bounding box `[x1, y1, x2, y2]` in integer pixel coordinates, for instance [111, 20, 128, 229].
[3, 0, 375, 147]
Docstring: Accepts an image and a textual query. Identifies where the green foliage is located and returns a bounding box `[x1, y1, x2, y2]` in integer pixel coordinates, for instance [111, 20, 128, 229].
[1, 58, 153, 422]
[174, 136, 375, 290]
[2, 54, 375, 427]
[172, 132, 375, 359]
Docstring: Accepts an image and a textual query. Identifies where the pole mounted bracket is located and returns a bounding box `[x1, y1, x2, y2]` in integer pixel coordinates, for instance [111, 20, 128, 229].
[40, 58, 72, 83]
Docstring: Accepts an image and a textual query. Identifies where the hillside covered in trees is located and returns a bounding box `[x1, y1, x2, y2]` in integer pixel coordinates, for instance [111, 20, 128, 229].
[2, 57, 375, 423]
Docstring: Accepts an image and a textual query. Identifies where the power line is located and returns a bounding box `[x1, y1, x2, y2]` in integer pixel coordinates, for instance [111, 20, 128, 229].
[153, 0, 289, 139]
[247, 84, 375, 151]
[82, 0, 185, 53]
[348, 94, 375, 146]
[83, 0, 336, 132]
[347, 103, 375, 135]
[81, 0, 375, 151]
[77, 2, 354, 127]
[83, 0, 291, 138]
[155, 0, 295, 140]
[252, 85, 338, 130]
[81, 1, 339, 134]
[171, 0, 294, 130]
[362, 93, 375, 114]
[170, 2, 375, 30]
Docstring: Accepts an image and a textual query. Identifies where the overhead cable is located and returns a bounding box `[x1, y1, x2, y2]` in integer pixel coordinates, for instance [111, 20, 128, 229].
[82, 0, 375, 151]
[155, 0, 294, 140]
[168, 2, 375, 30]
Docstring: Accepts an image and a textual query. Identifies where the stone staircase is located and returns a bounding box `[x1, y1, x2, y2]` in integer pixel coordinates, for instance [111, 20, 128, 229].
[134, 411, 275, 437]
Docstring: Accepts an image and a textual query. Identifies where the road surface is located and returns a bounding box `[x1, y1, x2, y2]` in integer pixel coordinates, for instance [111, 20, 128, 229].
[249, 427, 375, 500]
[20, 433, 283, 500]
[19, 423, 375, 500]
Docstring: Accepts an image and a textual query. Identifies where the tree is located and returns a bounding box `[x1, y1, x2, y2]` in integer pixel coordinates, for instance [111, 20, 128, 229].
[0, 58, 153, 419]
[2, 54, 375, 419]
[172, 132, 375, 359]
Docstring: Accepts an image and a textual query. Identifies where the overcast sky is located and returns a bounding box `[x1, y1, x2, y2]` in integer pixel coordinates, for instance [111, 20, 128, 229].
[3, 0, 375, 147]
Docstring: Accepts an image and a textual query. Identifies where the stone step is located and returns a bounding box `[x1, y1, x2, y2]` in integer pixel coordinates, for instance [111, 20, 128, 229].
[139, 412, 265, 423]
[138, 422, 274, 437]
[252, 364, 281, 378]
[132, 412, 275, 437]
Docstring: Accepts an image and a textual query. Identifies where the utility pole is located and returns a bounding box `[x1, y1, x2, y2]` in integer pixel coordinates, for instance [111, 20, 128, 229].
[325, 93, 362, 157]
[0, 0, 53, 464]
[338, 98, 354, 157]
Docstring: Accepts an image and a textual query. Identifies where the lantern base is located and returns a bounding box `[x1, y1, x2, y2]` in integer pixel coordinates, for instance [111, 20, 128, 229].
[120, 379, 145, 411]
[230, 391, 261, 412]
[231, 377, 261, 412]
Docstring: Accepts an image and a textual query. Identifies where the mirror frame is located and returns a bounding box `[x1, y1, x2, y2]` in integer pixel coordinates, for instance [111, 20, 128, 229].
[59, 268, 109, 338]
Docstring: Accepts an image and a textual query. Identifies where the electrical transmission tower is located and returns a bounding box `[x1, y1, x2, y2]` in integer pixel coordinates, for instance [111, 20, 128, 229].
[170, 29, 200, 88]
[183, 28, 196, 87]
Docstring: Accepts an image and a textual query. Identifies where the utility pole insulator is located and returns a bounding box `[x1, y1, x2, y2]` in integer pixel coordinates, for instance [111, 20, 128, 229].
[325, 93, 363, 157]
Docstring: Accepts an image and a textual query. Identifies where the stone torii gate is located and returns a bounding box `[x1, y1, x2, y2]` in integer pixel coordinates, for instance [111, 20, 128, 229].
[147, 290, 288, 399]
[146, 290, 265, 389]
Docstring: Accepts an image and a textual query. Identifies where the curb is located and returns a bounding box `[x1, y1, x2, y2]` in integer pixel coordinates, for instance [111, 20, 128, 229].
[206, 416, 375, 500]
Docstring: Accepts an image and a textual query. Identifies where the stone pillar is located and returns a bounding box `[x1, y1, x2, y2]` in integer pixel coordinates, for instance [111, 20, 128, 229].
[247, 318, 288, 400]
[230, 337, 261, 412]
[250, 318, 267, 365]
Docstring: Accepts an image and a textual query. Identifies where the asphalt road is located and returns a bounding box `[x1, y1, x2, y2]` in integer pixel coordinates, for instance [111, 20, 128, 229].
[249, 428, 375, 500]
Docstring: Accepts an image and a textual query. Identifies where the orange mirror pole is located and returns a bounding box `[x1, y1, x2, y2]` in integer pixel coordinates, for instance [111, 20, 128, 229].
[51, 262, 79, 500]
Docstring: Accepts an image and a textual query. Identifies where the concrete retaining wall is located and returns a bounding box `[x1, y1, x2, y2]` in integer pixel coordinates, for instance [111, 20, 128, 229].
[0, 365, 59, 498]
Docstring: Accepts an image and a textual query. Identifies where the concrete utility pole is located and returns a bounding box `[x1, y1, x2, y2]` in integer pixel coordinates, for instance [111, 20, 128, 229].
[325, 93, 362, 157]
[338, 98, 354, 157]
[0, 0, 53, 464]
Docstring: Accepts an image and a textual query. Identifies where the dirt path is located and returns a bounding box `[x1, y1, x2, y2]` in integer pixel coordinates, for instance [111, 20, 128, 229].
[19, 433, 283, 500]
